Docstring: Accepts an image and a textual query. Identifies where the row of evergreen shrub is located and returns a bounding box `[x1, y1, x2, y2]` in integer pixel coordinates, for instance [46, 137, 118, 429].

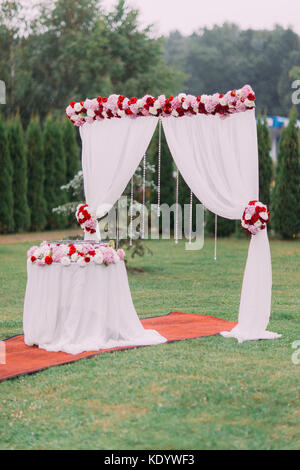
[0, 115, 80, 233]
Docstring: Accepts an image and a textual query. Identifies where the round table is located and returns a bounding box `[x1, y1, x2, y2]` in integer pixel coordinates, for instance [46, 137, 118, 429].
[23, 261, 166, 354]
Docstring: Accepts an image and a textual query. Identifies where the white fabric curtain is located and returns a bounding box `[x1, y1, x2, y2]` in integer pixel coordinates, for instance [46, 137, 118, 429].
[163, 110, 280, 342]
[80, 116, 158, 217]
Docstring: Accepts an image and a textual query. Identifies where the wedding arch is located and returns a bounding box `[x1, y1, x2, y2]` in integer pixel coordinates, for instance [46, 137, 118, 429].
[63, 85, 281, 344]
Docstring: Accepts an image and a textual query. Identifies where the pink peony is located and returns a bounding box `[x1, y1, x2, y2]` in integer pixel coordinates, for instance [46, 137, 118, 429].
[102, 248, 115, 266]
[117, 248, 125, 261]
[27, 246, 38, 258]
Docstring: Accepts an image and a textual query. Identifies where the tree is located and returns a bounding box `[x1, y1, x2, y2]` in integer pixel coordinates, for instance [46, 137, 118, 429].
[273, 107, 300, 238]
[0, 118, 14, 233]
[43, 115, 67, 228]
[7, 115, 30, 231]
[62, 118, 80, 183]
[257, 116, 273, 207]
[26, 116, 47, 231]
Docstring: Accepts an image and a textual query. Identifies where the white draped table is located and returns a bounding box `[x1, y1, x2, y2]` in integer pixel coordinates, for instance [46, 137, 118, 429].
[23, 261, 167, 354]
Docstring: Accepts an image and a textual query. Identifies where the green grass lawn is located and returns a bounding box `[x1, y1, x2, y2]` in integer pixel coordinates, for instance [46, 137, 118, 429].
[0, 237, 299, 450]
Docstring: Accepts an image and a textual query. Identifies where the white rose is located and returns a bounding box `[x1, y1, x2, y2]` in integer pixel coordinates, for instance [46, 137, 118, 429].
[71, 253, 79, 262]
[260, 212, 269, 221]
[149, 107, 157, 115]
[87, 108, 95, 117]
[236, 90, 242, 98]
[153, 100, 161, 109]
[219, 97, 227, 106]
[182, 101, 189, 110]
[61, 256, 71, 267]
[245, 213, 251, 220]
[117, 109, 125, 117]
[254, 220, 262, 228]
[193, 106, 199, 114]
[94, 253, 104, 265]
[137, 99, 143, 109]
[77, 257, 86, 268]
[245, 99, 255, 108]
[71, 114, 80, 122]
[171, 110, 179, 117]
[178, 93, 186, 101]
[74, 103, 82, 112]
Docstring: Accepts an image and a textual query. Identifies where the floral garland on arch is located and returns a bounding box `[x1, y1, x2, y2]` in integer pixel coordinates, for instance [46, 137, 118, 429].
[66, 85, 256, 127]
[27, 242, 125, 267]
[75, 203, 98, 234]
[241, 201, 270, 235]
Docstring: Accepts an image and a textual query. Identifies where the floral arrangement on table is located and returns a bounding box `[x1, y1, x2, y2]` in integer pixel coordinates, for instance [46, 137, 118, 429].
[75, 203, 98, 234]
[66, 85, 255, 126]
[241, 200, 270, 235]
[27, 242, 125, 267]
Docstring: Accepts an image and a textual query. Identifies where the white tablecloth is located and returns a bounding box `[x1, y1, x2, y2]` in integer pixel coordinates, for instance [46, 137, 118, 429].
[23, 261, 167, 354]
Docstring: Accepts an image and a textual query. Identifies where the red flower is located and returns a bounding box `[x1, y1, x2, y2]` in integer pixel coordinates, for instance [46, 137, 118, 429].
[247, 93, 255, 101]
[219, 93, 224, 98]
[88, 250, 96, 256]
[45, 256, 53, 265]
[31, 256, 36, 262]
[85, 257, 91, 263]
[248, 200, 257, 205]
[196, 96, 201, 102]
[230, 90, 236, 97]
[70, 101, 76, 108]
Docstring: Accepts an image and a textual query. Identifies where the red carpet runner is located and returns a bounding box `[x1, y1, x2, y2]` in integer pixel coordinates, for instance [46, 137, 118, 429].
[0, 312, 236, 383]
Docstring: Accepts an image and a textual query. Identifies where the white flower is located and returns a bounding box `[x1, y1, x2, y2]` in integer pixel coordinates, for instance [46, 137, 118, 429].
[171, 109, 179, 117]
[245, 99, 255, 108]
[193, 106, 199, 114]
[178, 93, 186, 101]
[254, 220, 262, 228]
[94, 253, 104, 265]
[74, 102, 82, 112]
[61, 256, 71, 267]
[182, 101, 189, 110]
[153, 100, 161, 109]
[219, 97, 227, 106]
[77, 257, 86, 268]
[236, 90, 242, 98]
[102, 111, 108, 118]
[87, 108, 95, 117]
[260, 212, 269, 221]
[117, 109, 125, 117]
[137, 99, 143, 109]
[245, 213, 252, 221]
[71, 114, 80, 122]
[201, 95, 208, 104]
[149, 107, 157, 115]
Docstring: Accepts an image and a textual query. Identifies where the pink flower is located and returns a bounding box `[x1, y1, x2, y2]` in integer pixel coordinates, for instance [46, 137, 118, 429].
[117, 248, 125, 261]
[52, 245, 67, 262]
[27, 246, 38, 258]
[241, 84, 254, 99]
[102, 248, 115, 266]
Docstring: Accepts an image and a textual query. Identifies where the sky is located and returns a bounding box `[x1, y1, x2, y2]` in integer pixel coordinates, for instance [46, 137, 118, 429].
[103, 0, 300, 36]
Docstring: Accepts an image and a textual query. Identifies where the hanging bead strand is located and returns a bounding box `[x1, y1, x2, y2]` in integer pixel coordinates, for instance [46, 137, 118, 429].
[129, 176, 134, 246]
[189, 190, 193, 244]
[157, 118, 162, 217]
[214, 214, 218, 261]
[175, 168, 179, 244]
[141, 153, 146, 239]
